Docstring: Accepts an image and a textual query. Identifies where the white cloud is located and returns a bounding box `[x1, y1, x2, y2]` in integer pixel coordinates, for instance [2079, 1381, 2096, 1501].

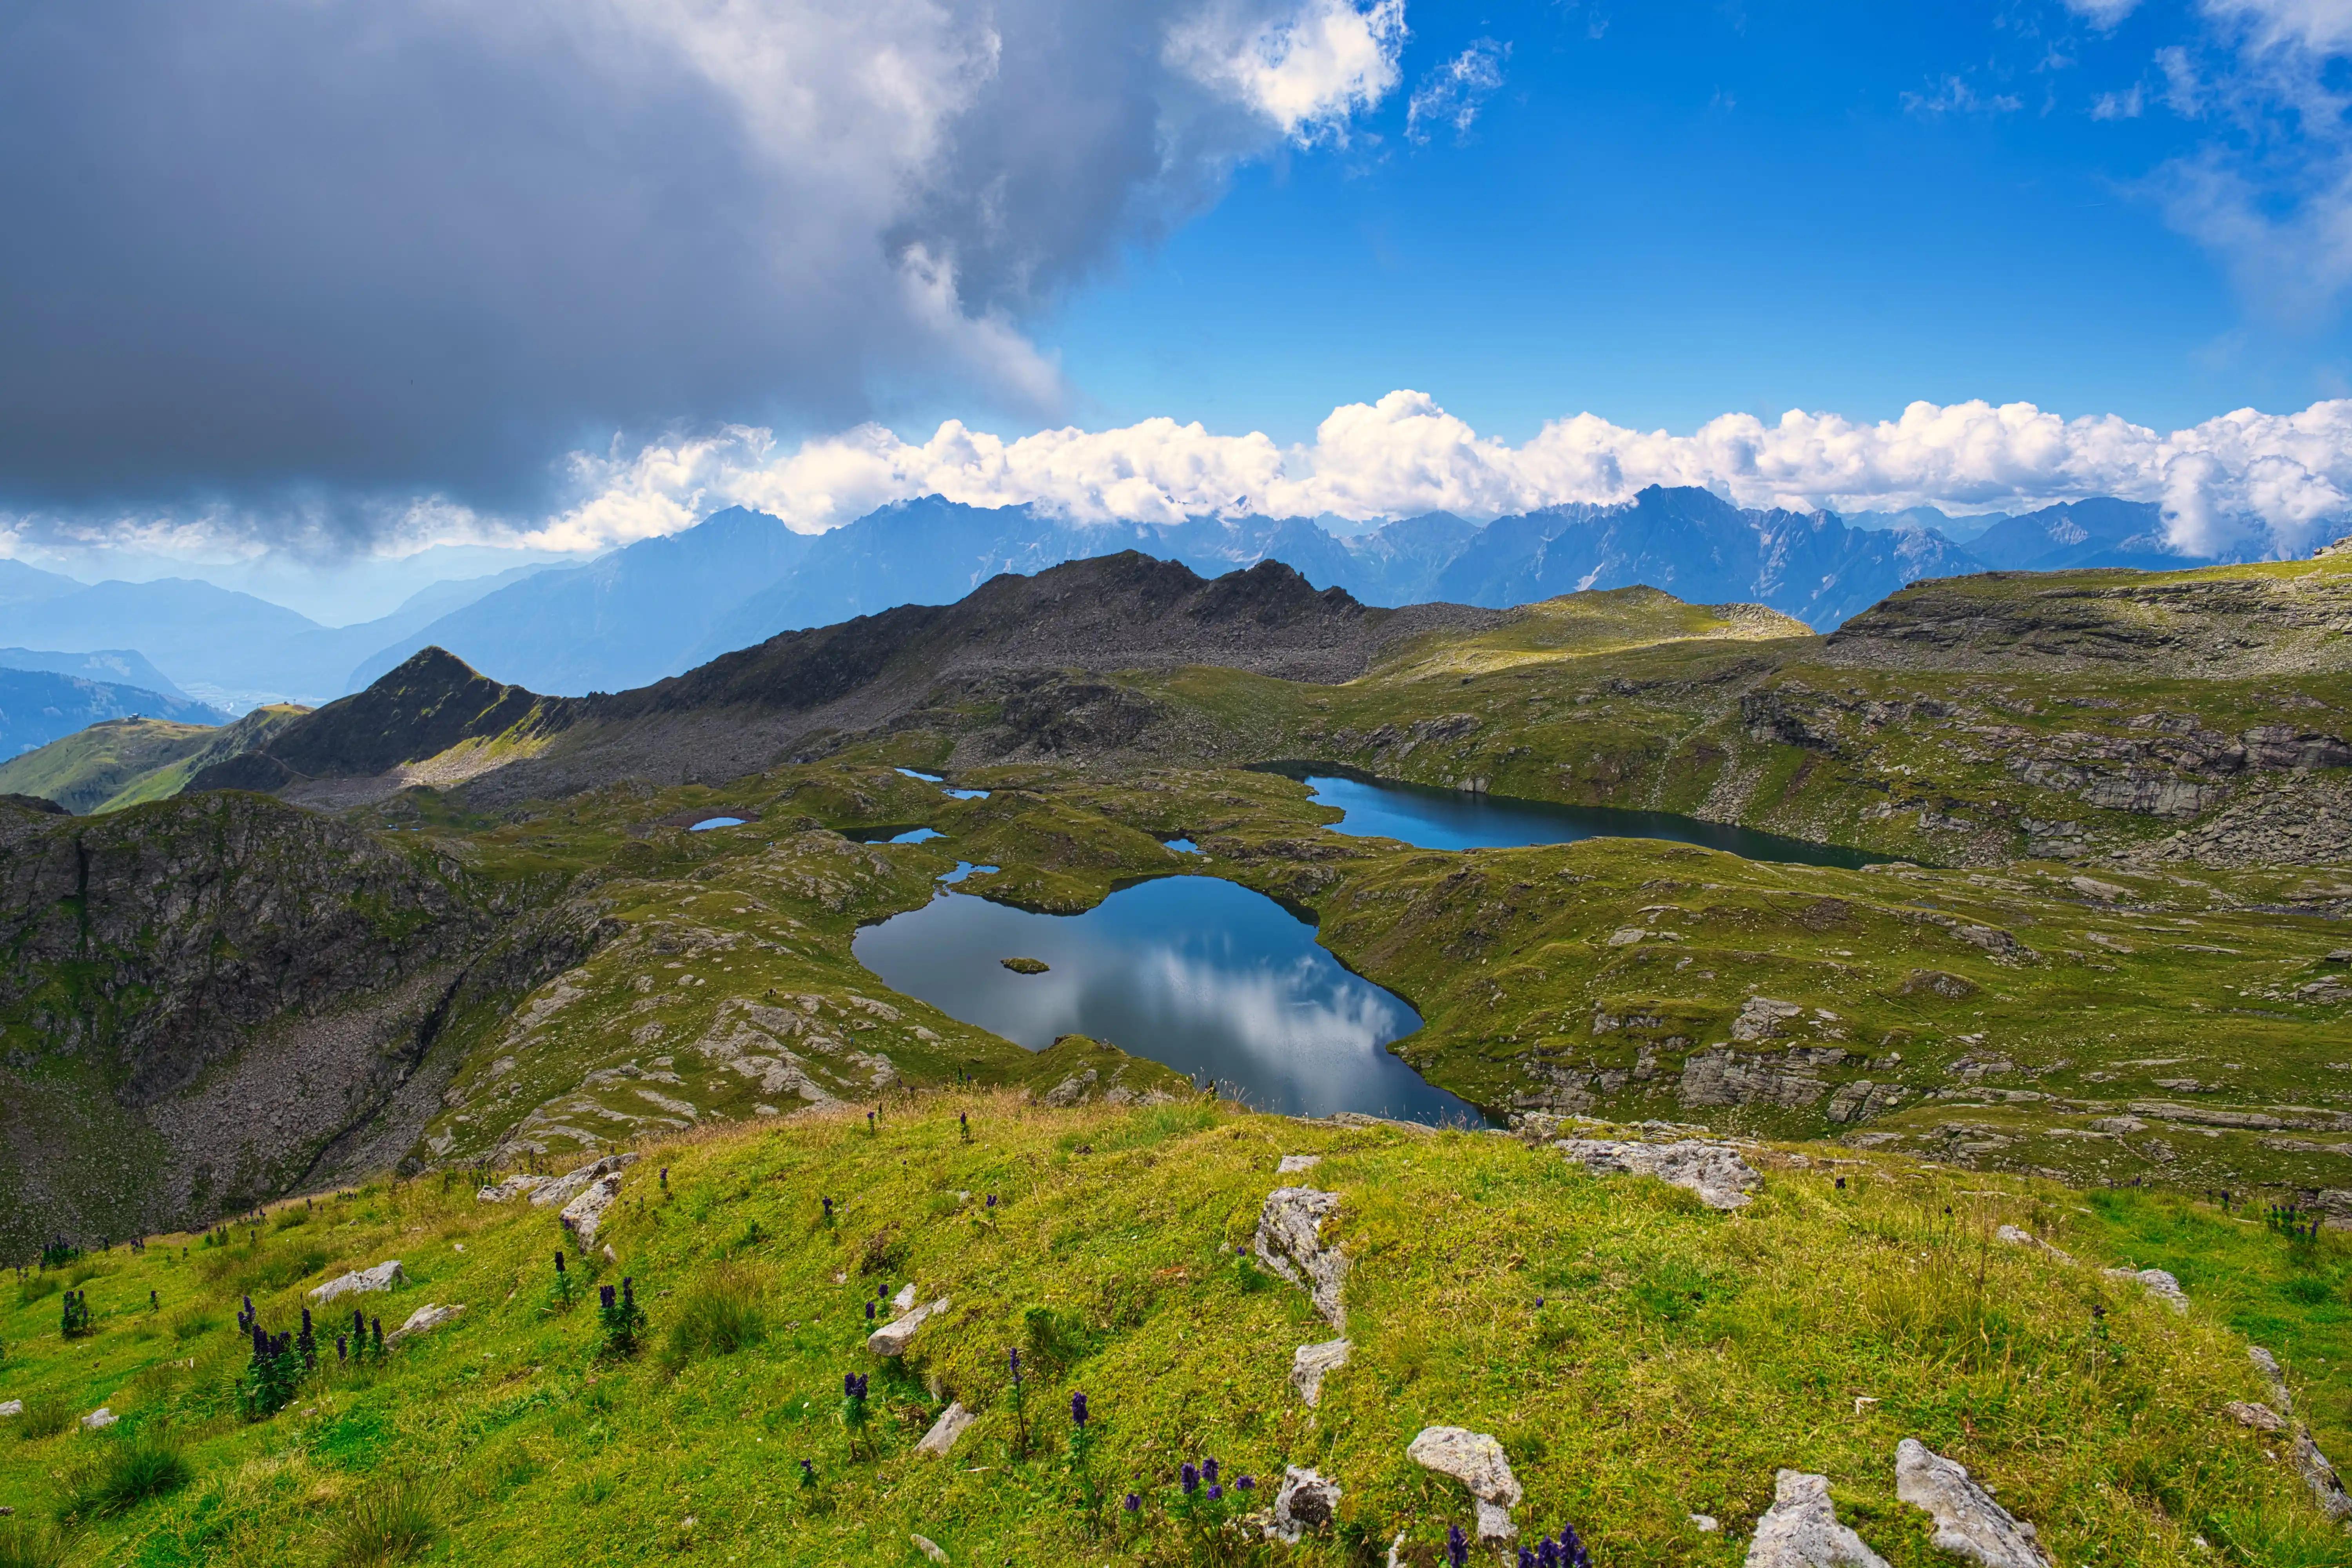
[515, 391, 2352, 561]
[2140, 0, 2352, 323]
[2065, 0, 2144, 29]
[2092, 82, 2145, 118]
[1405, 38, 1508, 143]
[1902, 76, 2024, 116]
[1167, 0, 1407, 143]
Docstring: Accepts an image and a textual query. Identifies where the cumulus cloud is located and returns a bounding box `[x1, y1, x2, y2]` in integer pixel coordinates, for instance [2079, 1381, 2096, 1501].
[1406, 38, 1508, 143]
[2140, 0, 2352, 323]
[1167, 0, 1407, 144]
[0, 0, 1403, 514]
[511, 390, 2352, 561]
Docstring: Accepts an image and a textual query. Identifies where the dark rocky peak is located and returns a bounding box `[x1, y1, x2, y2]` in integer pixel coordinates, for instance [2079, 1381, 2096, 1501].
[188, 647, 556, 792]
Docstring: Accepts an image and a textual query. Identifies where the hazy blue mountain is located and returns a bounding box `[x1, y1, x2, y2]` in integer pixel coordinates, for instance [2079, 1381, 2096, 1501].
[1962, 497, 2188, 572]
[0, 646, 189, 699]
[1426, 486, 1986, 629]
[1839, 505, 2009, 544]
[0, 668, 230, 756]
[0, 561, 568, 708]
[4, 578, 327, 704]
[0, 559, 83, 608]
[351, 507, 820, 695]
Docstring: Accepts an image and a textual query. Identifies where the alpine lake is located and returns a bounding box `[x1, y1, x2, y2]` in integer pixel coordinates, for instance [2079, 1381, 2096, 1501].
[853, 770, 1881, 1124]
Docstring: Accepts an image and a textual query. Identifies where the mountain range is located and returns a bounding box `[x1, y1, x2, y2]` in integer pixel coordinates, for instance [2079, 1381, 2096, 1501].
[1, 486, 2273, 707]
[345, 485, 2234, 699]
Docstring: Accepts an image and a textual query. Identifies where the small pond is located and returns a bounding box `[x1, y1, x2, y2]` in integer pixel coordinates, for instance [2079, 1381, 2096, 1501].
[1270, 766, 1884, 869]
[688, 816, 747, 831]
[854, 875, 1482, 1125]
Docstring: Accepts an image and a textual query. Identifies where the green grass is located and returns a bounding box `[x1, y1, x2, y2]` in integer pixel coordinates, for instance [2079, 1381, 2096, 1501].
[1, 1097, 2348, 1564]
[56, 1430, 192, 1520]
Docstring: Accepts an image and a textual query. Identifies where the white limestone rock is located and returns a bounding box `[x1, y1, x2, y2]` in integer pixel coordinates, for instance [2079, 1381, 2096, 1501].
[910, 1532, 949, 1562]
[892, 1282, 917, 1311]
[1407, 1426, 1521, 1542]
[869, 1296, 951, 1357]
[1993, 1227, 2073, 1264]
[1277, 1154, 1322, 1174]
[1270, 1466, 1342, 1543]
[308, 1260, 404, 1304]
[1894, 1440, 2051, 1568]
[80, 1407, 116, 1431]
[1744, 1470, 1890, 1568]
[1256, 1187, 1348, 1331]
[1557, 1137, 1760, 1210]
[0, 1401, 22, 1418]
[387, 1303, 465, 1344]
[914, 1401, 974, 1457]
[560, 1172, 626, 1247]
[476, 1173, 550, 1203]
[2102, 1266, 2187, 1312]
[2226, 1401, 2288, 1432]
[530, 1152, 639, 1210]
[1289, 1338, 1351, 1407]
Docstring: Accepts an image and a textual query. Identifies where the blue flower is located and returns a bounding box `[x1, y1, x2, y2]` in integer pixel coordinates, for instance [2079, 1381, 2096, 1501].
[866, 1300, 876, 1320]
[1180, 1463, 1198, 1495]
[1202, 1457, 1219, 1486]
[1070, 1392, 1089, 1428]
[1538, 1538, 1561, 1568]
[1206, 1484, 1222, 1502]
[1446, 1523, 1470, 1567]
[1235, 1475, 1255, 1492]
[1123, 1492, 1141, 1513]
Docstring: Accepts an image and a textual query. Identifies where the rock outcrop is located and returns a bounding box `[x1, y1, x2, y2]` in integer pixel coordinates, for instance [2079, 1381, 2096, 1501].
[1270, 1467, 1341, 1543]
[387, 1303, 464, 1344]
[1406, 1426, 1522, 1543]
[1893, 1439, 2051, 1567]
[1745, 1470, 1889, 1568]
[1256, 1187, 1348, 1331]
[1557, 1137, 1760, 1210]
[914, 1401, 974, 1457]
[869, 1296, 951, 1357]
[1289, 1338, 1351, 1408]
[309, 1260, 404, 1304]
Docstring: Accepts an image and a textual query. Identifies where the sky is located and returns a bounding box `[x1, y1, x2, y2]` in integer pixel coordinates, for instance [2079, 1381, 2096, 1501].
[4, 0, 2352, 622]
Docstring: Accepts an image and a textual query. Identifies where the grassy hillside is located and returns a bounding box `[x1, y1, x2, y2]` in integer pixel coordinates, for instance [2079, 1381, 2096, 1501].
[0, 1097, 2346, 1566]
[0, 707, 311, 815]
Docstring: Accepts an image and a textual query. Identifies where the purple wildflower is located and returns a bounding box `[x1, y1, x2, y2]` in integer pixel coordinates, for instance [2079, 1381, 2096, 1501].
[1236, 1475, 1255, 1492]
[1123, 1492, 1141, 1513]
[986, 1194, 997, 1208]
[866, 1300, 876, 1321]
[1071, 1392, 1089, 1428]
[1207, 1484, 1222, 1502]
[1521, 1550, 1537, 1568]
[822, 1196, 833, 1218]
[1446, 1524, 1469, 1568]
[1009, 1347, 1022, 1384]
[1559, 1524, 1591, 1568]
[1202, 1457, 1219, 1486]
[1180, 1463, 1198, 1495]
[1537, 1538, 1561, 1568]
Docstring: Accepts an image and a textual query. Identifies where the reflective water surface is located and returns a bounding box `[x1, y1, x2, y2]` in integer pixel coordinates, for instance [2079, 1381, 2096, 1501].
[854, 875, 1482, 1124]
[688, 816, 747, 831]
[1284, 768, 1884, 868]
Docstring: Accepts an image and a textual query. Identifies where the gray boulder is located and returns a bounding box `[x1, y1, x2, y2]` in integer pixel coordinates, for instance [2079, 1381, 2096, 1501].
[308, 1259, 404, 1304]
[560, 1172, 626, 1247]
[387, 1303, 464, 1344]
[1893, 1440, 2050, 1567]
[2102, 1267, 2187, 1312]
[476, 1173, 550, 1203]
[1277, 1154, 1322, 1174]
[1290, 1338, 1351, 1407]
[0, 1401, 20, 1417]
[914, 1401, 974, 1457]
[79, 1407, 116, 1431]
[1745, 1470, 1889, 1568]
[1993, 1227, 2073, 1264]
[1407, 1426, 1521, 1542]
[530, 1152, 639, 1210]
[1256, 1187, 1348, 1330]
[869, 1296, 951, 1357]
[1270, 1466, 1341, 1543]
[1557, 1138, 1760, 1210]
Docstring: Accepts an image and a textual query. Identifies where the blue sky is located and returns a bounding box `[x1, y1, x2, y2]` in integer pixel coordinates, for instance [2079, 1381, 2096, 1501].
[4, 0, 2350, 617]
[1047, 0, 2341, 446]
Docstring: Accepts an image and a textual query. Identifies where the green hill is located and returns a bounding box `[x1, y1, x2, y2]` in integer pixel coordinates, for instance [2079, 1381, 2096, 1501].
[0, 1098, 2346, 1566]
[0, 706, 310, 815]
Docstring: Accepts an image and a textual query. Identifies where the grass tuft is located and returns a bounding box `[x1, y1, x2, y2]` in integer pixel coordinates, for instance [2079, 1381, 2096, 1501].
[333, 1472, 439, 1565]
[659, 1261, 769, 1367]
[0, 1518, 64, 1568]
[11, 1394, 71, 1442]
[57, 1430, 193, 1519]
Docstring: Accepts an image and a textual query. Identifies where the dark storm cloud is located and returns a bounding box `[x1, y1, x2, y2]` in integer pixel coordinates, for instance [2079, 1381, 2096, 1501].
[0, 0, 1383, 522]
